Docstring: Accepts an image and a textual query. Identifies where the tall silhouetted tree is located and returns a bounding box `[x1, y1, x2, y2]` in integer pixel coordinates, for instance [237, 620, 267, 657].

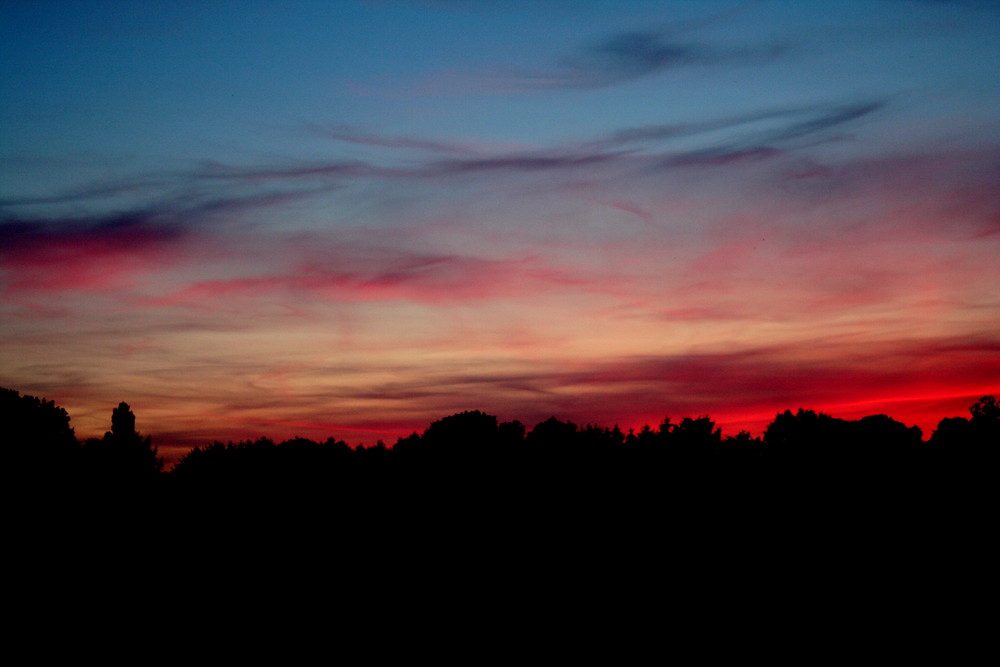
[111, 401, 136, 440]
[83, 402, 163, 482]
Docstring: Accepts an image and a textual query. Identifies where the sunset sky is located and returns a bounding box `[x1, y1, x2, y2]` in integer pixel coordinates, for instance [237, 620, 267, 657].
[2, 0, 999, 461]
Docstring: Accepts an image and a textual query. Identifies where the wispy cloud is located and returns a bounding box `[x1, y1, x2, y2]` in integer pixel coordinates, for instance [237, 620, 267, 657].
[145, 249, 592, 308]
[0, 99, 890, 230]
[189, 100, 887, 192]
[458, 28, 786, 92]
[307, 124, 486, 156]
[595, 101, 885, 153]
[195, 158, 382, 181]
[405, 1, 782, 94]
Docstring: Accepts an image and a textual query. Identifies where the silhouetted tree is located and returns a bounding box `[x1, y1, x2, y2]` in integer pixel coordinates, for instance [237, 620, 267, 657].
[83, 402, 163, 482]
[763, 409, 847, 464]
[718, 430, 763, 463]
[579, 423, 625, 455]
[527, 416, 579, 457]
[930, 395, 999, 463]
[392, 431, 422, 455]
[498, 420, 527, 448]
[672, 416, 721, 452]
[848, 414, 923, 465]
[1, 387, 80, 480]
[969, 395, 999, 422]
[635, 423, 658, 447]
[422, 410, 499, 457]
[391, 411, 504, 465]
[930, 417, 971, 447]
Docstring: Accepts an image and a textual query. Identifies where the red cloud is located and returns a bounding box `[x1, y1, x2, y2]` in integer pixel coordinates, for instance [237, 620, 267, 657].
[331, 338, 1000, 442]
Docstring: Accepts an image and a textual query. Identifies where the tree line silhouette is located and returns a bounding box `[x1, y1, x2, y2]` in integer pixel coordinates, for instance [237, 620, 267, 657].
[7, 380, 998, 598]
[3, 385, 996, 500]
[11, 385, 989, 647]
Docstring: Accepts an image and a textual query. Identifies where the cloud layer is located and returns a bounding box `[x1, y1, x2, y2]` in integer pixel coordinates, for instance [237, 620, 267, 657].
[2, 1, 998, 458]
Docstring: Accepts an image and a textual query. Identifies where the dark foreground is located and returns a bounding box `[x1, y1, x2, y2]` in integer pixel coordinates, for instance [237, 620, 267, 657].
[5, 388, 996, 654]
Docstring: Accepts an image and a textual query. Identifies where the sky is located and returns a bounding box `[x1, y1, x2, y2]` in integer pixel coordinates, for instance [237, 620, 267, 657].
[2, 0, 999, 461]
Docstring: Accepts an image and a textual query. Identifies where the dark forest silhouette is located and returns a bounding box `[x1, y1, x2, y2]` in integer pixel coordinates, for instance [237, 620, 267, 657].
[3, 386, 996, 500]
[6, 384, 997, 607]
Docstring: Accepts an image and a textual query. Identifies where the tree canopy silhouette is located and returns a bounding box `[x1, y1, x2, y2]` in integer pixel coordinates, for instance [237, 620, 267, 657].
[82, 401, 163, 482]
[930, 395, 999, 463]
[3, 385, 996, 500]
[1, 386, 80, 481]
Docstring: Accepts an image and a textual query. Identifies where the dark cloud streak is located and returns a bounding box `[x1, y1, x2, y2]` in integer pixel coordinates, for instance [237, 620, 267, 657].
[0, 179, 170, 208]
[425, 152, 622, 174]
[0, 213, 187, 252]
[600, 101, 885, 150]
[234, 101, 885, 182]
[498, 29, 787, 90]
[308, 124, 484, 156]
[0, 98, 889, 234]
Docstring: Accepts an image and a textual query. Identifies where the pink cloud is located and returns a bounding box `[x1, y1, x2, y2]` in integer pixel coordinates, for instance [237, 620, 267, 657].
[145, 250, 602, 308]
[0, 217, 193, 297]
